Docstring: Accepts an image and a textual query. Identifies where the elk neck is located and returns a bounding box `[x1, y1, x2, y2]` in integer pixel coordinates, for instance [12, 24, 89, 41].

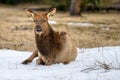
[35, 22, 56, 56]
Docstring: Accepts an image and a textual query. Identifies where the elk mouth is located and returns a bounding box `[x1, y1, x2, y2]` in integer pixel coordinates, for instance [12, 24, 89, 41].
[35, 25, 42, 32]
[36, 28, 41, 32]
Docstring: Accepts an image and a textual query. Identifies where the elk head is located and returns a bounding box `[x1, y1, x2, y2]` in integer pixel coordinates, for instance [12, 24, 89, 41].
[25, 8, 56, 37]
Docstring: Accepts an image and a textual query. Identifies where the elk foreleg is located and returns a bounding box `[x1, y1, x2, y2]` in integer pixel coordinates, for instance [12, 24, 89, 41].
[22, 49, 38, 64]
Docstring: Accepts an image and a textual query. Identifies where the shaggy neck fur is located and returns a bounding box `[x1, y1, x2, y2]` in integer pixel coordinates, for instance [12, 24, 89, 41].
[35, 23, 64, 56]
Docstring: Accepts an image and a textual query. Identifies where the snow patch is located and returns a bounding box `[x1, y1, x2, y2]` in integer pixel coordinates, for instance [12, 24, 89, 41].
[0, 46, 120, 80]
[48, 20, 57, 24]
[67, 22, 94, 27]
[48, 20, 94, 27]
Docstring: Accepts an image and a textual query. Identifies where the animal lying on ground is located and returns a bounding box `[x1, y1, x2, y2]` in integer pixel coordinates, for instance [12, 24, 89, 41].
[22, 8, 77, 65]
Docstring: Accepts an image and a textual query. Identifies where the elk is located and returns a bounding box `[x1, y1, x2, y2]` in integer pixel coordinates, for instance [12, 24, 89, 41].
[22, 8, 77, 65]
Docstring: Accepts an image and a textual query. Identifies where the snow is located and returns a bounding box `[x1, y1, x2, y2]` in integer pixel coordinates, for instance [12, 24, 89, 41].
[48, 20, 109, 28]
[48, 20, 57, 24]
[0, 46, 120, 80]
[48, 20, 94, 27]
[67, 22, 94, 27]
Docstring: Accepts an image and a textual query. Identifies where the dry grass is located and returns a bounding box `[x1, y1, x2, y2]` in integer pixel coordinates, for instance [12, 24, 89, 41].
[0, 5, 120, 51]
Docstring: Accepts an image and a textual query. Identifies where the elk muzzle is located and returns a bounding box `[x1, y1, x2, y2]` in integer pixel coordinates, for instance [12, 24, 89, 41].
[35, 25, 42, 32]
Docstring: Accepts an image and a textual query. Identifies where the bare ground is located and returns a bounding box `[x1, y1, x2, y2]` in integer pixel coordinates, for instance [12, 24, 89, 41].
[0, 5, 120, 51]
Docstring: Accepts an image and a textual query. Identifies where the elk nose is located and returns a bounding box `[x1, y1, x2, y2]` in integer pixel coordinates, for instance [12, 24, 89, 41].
[35, 25, 42, 32]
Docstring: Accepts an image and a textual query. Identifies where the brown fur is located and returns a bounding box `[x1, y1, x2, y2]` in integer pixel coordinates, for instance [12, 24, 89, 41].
[22, 8, 77, 65]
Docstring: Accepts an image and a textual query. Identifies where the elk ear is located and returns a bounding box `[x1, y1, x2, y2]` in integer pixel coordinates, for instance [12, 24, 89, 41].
[25, 9, 35, 18]
[47, 8, 56, 18]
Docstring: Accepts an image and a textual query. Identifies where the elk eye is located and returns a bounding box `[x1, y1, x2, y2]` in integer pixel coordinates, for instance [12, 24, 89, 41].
[33, 20, 36, 22]
[35, 25, 42, 32]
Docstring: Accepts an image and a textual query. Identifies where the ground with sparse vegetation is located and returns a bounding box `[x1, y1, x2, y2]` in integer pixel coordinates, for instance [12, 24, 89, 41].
[0, 4, 120, 51]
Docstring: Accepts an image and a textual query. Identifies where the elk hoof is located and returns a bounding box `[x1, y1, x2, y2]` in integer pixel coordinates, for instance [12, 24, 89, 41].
[21, 59, 32, 64]
[36, 59, 41, 65]
[63, 61, 69, 64]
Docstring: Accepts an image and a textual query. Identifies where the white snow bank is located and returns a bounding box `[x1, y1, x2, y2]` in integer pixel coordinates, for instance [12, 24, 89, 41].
[48, 20, 57, 24]
[0, 46, 120, 80]
[48, 20, 94, 26]
[67, 22, 94, 27]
